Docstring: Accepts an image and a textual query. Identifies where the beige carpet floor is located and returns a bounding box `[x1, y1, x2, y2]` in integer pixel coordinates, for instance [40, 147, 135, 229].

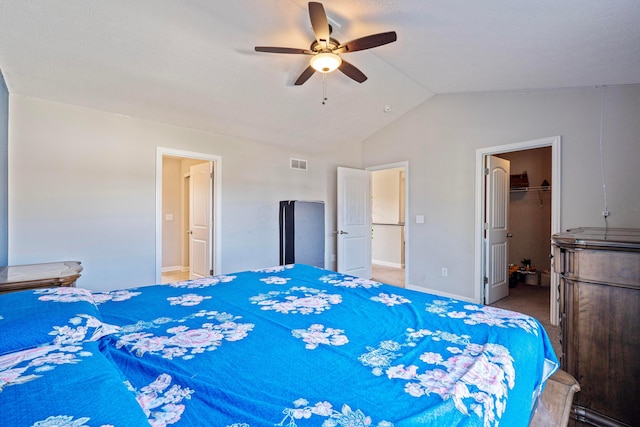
[161, 269, 190, 284]
[371, 264, 405, 288]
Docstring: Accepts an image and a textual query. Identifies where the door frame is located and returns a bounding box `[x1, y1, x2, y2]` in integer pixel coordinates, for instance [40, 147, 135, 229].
[156, 147, 222, 283]
[366, 161, 410, 287]
[474, 136, 561, 323]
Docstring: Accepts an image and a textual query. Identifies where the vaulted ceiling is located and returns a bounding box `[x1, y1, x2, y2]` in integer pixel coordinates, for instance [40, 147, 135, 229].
[1, 1, 638, 152]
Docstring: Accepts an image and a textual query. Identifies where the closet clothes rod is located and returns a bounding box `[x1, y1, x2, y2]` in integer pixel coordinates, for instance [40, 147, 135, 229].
[510, 185, 551, 193]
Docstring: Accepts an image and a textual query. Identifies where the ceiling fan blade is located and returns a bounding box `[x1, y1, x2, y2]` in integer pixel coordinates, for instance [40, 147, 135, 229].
[334, 31, 397, 54]
[255, 46, 312, 55]
[294, 65, 316, 85]
[308, 2, 330, 45]
[338, 60, 367, 83]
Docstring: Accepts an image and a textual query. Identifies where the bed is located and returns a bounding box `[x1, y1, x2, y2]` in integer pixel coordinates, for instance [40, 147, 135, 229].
[0, 264, 558, 426]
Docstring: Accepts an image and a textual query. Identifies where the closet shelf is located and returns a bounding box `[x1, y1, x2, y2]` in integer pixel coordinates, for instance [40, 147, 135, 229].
[510, 185, 551, 193]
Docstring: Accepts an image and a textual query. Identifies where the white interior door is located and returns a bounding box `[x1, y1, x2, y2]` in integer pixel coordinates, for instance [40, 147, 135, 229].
[485, 155, 510, 304]
[337, 167, 372, 278]
[189, 162, 212, 278]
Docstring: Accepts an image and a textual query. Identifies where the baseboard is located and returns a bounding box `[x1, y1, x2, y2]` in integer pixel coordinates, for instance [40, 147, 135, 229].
[162, 266, 189, 273]
[405, 283, 475, 303]
[372, 260, 404, 269]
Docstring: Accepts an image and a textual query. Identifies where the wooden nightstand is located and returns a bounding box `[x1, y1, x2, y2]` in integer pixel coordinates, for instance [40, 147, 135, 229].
[0, 261, 83, 294]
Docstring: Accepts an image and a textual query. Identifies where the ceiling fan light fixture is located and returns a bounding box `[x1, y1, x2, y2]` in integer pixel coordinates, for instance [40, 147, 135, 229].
[310, 52, 342, 73]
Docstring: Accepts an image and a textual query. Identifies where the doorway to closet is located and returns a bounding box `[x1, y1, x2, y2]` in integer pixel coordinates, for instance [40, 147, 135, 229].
[475, 136, 561, 325]
[496, 147, 552, 292]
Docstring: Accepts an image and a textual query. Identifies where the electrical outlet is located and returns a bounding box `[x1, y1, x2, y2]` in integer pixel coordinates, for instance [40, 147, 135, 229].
[441, 267, 448, 277]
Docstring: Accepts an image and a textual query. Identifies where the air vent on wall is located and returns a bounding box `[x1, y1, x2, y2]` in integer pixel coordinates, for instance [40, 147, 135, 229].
[290, 158, 308, 171]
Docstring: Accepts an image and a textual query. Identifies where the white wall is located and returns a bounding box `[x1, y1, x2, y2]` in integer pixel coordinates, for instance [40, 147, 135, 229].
[8, 96, 361, 290]
[161, 156, 183, 270]
[372, 169, 403, 224]
[362, 85, 640, 300]
[0, 72, 7, 265]
[372, 168, 405, 267]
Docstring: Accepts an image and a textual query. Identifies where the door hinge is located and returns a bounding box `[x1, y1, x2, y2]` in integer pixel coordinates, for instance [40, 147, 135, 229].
[210, 172, 213, 179]
[210, 269, 214, 276]
[483, 222, 489, 230]
[484, 168, 489, 176]
[484, 276, 489, 284]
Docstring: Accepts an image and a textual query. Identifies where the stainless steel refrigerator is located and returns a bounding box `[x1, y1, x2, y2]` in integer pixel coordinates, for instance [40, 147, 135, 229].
[279, 200, 325, 268]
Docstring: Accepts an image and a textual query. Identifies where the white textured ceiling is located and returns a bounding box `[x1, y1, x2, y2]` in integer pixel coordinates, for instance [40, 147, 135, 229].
[1, 0, 639, 152]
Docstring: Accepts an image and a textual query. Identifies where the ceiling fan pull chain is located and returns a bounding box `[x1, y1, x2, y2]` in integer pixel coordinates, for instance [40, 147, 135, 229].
[322, 73, 328, 105]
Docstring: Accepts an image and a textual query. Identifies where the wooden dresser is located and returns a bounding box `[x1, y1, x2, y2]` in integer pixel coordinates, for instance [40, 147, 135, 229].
[552, 228, 639, 427]
[0, 261, 83, 294]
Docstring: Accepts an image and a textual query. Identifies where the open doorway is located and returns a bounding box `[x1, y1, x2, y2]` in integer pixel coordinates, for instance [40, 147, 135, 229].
[497, 147, 553, 289]
[161, 157, 211, 283]
[368, 162, 408, 288]
[475, 136, 561, 325]
[155, 148, 222, 284]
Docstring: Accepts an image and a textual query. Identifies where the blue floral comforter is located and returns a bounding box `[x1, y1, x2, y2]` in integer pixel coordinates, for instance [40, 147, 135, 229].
[0, 264, 558, 426]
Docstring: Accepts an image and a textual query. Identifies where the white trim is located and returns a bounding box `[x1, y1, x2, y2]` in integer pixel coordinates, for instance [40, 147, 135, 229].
[372, 260, 404, 269]
[474, 136, 561, 324]
[161, 265, 189, 273]
[156, 147, 222, 284]
[366, 161, 410, 287]
[405, 284, 475, 303]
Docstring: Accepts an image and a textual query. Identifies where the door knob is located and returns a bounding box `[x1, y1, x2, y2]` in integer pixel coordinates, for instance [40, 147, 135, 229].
[507, 233, 513, 238]
[334, 230, 349, 235]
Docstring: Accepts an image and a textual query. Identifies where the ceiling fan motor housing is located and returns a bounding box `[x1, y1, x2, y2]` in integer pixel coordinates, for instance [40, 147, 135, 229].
[310, 38, 340, 53]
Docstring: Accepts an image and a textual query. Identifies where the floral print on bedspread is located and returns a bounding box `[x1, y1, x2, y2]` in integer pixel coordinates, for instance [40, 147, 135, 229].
[260, 276, 291, 285]
[0, 345, 93, 392]
[426, 300, 541, 335]
[167, 293, 212, 306]
[359, 328, 514, 427]
[30, 415, 111, 427]
[49, 314, 119, 345]
[132, 373, 194, 427]
[277, 398, 393, 427]
[168, 275, 237, 289]
[371, 292, 411, 306]
[115, 310, 254, 360]
[291, 324, 349, 350]
[34, 287, 96, 304]
[91, 289, 142, 305]
[252, 265, 294, 274]
[249, 287, 342, 315]
[318, 273, 382, 289]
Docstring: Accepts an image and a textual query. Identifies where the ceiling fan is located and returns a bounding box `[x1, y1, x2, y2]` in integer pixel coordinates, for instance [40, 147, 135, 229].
[255, 1, 397, 85]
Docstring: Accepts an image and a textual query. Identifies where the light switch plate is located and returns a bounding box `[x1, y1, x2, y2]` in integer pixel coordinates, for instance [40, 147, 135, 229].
[416, 214, 425, 224]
